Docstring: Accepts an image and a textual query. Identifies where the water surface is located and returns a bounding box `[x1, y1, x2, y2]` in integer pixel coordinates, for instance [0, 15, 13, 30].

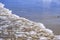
[0, 0, 60, 35]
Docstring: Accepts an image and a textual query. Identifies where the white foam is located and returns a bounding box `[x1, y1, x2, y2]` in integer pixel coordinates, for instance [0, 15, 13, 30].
[0, 3, 54, 40]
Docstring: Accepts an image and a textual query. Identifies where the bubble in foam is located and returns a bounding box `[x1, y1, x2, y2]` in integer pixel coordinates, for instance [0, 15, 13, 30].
[0, 3, 4, 8]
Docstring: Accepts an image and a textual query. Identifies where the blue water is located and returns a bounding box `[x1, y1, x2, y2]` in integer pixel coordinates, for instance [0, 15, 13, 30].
[0, 0, 60, 35]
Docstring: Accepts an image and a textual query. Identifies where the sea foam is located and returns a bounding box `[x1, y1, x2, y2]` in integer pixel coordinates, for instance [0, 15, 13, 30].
[0, 3, 54, 40]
